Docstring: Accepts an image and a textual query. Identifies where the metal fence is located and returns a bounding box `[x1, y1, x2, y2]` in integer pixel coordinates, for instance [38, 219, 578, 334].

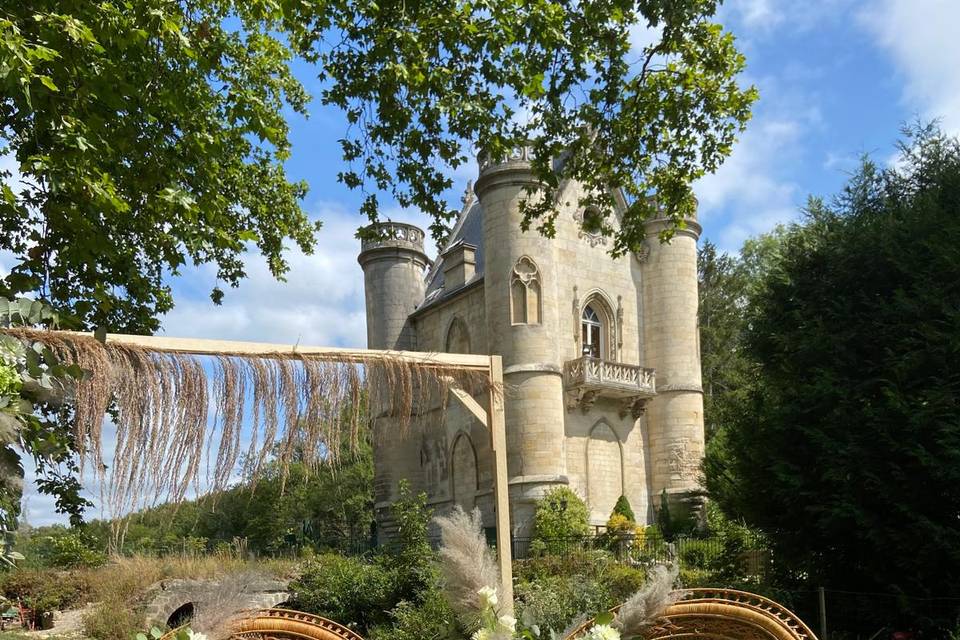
[510, 533, 732, 569]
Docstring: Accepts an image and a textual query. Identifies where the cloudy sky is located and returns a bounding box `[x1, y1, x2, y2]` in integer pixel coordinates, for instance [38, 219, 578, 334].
[20, 0, 960, 524]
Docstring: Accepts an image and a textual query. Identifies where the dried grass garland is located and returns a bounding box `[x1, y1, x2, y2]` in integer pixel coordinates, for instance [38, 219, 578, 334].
[4, 328, 493, 537]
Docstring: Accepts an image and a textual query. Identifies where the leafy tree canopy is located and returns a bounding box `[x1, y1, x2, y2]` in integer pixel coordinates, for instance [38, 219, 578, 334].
[1, 0, 317, 332]
[703, 123, 960, 628]
[2, 0, 755, 336]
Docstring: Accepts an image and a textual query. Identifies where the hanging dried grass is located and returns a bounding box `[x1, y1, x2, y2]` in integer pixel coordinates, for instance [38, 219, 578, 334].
[3, 328, 494, 540]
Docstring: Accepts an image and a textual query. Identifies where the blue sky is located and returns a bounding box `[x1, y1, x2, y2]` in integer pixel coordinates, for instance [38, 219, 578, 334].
[19, 0, 960, 525]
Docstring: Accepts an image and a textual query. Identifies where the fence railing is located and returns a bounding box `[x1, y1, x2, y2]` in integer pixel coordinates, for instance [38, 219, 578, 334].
[509, 533, 734, 568]
[123, 532, 765, 577]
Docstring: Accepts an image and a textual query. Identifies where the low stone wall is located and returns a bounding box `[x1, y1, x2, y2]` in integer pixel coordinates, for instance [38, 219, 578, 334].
[142, 575, 291, 627]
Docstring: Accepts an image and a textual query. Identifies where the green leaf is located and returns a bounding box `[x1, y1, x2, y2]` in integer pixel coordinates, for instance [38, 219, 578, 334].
[38, 75, 59, 92]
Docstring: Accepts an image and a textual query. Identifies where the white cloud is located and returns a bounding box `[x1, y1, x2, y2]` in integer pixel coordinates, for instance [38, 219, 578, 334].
[694, 116, 803, 250]
[160, 201, 372, 349]
[860, 0, 960, 134]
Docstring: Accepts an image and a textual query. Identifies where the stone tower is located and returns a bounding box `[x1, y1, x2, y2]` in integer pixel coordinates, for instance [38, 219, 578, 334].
[357, 223, 431, 531]
[641, 214, 705, 516]
[474, 148, 569, 527]
[357, 223, 430, 350]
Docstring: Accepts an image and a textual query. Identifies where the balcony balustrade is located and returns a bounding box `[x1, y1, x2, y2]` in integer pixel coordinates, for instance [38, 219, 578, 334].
[563, 356, 656, 417]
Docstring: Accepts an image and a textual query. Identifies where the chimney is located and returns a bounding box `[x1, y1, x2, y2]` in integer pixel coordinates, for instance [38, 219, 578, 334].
[441, 241, 477, 290]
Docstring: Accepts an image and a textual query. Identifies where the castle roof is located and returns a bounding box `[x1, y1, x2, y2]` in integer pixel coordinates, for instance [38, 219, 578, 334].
[418, 198, 485, 312]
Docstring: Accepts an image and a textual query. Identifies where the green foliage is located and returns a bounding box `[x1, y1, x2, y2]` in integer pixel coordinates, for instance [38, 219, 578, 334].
[611, 495, 635, 524]
[368, 589, 459, 640]
[283, 0, 756, 251]
[289, 553, 395, 631]
[514, 551, 644, 635]
[703, 123, 960, 631]
[290, 480, 437, 636]
[0, 2, 317, 332]
[43, 530, 106, 569]
[0, 569, 90, 620]
[531, 486, 590, 554]
[3, 0, 753, 308]
[0, 297, 88, 531]
[82, 601, 144, 640]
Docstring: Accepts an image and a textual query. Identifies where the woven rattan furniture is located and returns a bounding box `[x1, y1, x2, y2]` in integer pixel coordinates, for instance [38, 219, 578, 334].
[565, 588, 818, 640]
[230, 608, 365, 640]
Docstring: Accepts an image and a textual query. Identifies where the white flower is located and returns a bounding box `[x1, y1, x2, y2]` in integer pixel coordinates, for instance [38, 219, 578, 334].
[478, 585, 499, 610]
[185, 631, 208, 640]
[584, 624, 621, 640]
[497, 615, 517, 633]
[471, 629, 492, 640]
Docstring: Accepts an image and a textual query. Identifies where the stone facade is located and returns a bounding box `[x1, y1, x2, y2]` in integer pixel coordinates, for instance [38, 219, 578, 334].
[357, 150, 705, 537]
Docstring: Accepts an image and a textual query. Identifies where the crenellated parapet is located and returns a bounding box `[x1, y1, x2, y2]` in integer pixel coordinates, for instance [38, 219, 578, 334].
[359, 221, 426, 255]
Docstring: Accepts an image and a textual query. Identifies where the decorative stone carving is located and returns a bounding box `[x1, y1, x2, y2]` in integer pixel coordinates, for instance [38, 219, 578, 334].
[573, 207, 607, 247]
[565, 388, 599, 413]
[619, 397, 649, 420]
[633, 240, 651, 264]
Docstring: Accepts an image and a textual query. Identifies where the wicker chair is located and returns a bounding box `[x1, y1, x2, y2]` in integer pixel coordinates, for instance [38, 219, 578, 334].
[230, 608, 365, 640]
[565, 588, 819, 640]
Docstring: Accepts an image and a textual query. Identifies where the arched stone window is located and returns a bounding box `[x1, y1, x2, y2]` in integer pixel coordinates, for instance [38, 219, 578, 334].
[578, 293, 615, 359]
[450, 432, 479, 511]
[445, 317, 471, 353]
[510, 256, 542, 325]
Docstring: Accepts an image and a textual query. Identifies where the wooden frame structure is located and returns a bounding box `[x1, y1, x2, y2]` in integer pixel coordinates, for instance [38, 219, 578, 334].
[73, 332, 515, 608]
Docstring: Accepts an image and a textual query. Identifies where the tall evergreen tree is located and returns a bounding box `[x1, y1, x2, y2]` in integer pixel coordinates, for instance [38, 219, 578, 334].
[704, 124, 960, 631]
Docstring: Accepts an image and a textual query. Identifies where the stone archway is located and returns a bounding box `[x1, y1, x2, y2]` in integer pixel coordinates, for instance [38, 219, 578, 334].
[166, 602, 194, 628]
[145, 576, 290, 628]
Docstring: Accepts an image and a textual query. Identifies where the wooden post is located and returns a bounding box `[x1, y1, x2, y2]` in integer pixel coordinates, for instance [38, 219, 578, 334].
[818, 586, 827, 640]
[488, 355, 514, 612]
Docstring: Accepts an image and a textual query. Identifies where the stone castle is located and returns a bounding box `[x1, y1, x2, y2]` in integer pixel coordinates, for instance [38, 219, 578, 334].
[358, 148, 704, 537]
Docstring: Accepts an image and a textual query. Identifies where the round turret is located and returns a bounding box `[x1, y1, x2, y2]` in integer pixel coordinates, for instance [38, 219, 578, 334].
[357, 222, 430, 351]
[476, 146, 570, 533]
[640, 213, 705, 518]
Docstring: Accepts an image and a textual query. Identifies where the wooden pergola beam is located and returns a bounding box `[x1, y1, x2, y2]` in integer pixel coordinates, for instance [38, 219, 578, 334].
[61, 331, 492, 369]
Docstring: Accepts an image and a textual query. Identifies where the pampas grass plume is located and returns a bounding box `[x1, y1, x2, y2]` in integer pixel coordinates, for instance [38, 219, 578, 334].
[435, 506, 501, 626]
[615, 563, 680, 638]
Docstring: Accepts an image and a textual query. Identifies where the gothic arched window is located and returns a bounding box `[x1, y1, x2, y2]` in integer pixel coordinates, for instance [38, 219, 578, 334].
[510, 256, 542, 325]
[581, 305, 603, 358]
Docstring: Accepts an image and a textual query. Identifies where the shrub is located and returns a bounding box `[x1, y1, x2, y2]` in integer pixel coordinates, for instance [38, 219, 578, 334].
[678, 539, 714, 570]
[532, 486, 590, 555]
[612, 495, 635, 523]
[0, 569, 90, 621]
[289, 554, 393, 631]
[600, 564, 648, 602]
[46, 531, 108, 568]
[515, 574, 612, 635]
[367, 589, 459, 640]
[83, 601, 144, 640]
[291, 482, 439, 634]
[381, 480, 436, 600]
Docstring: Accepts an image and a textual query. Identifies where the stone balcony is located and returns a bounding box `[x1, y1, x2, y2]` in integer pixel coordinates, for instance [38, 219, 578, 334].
[563, 356, 656, 418]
